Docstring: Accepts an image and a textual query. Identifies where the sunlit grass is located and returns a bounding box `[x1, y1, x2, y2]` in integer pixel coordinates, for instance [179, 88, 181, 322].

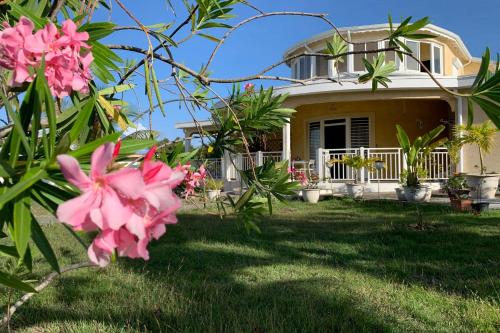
[1, 198, 499, 332]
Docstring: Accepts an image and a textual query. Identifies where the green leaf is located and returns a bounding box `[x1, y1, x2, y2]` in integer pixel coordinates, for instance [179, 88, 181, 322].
[69, 132, 121, 159]
[0, 168, 47, 210]
[0, 245, 19, 258]
[31, 216, 60, 273]
[0, 271, 37, 293]
[471, 96, 500, 129]
[119, 139, 156, 155]
[235, 186, 255, 211]
[144, 61, 155, 115]
[197, 33, 221, 42]
[151, 67, 166, 117]
[69, 97, 96, 142]
[98, 83, 135, 96]
[79, 22, 116, 41]
[472, 48, 490, 89]
[13, 194, 32, 258]
[467, 98, 475, 127]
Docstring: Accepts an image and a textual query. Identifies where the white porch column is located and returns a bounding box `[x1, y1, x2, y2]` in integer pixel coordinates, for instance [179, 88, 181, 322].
[223, 151, 232, 181]
[455, 95, 465, 173]
[359, 147, 365, 184]
[282, 121, 291, 162]
[256, 151, 264, 166]
[316, 148, 324, 180]
[184, 130, 192, 152]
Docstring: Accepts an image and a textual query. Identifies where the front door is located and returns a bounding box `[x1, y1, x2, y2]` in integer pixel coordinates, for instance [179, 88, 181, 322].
[324, 119, 347, 178]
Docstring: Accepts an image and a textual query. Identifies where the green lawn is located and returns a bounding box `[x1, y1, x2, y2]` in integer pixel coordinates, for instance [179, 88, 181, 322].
[1, 199, 500, 332]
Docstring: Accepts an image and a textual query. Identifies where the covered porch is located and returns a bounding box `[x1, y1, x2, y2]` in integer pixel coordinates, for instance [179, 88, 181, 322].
[177, 91, 464, 193]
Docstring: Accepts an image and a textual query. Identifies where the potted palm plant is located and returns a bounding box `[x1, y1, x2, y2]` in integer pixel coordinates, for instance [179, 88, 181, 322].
[396, 124, 447, 202]
[450, 121, 498, 201]
[329, 155, 376, 199]
[205, 179, 224, 201]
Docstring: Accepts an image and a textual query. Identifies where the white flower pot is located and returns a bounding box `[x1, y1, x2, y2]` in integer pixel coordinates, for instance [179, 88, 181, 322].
[302, 189, 320, 204]
[465, 174, 499, 200]
[346, 183, 364, 199]
[403, 185, 431, 202]
[207, 190, 221, 201]
[395, 187, 406, 201]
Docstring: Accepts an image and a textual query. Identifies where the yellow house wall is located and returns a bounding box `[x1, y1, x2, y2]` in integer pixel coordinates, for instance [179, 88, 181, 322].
[290, 99, 451, 160]
[461, 99, 500, 173]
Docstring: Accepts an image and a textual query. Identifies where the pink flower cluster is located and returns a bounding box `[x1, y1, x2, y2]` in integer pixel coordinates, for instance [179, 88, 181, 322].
[244, 83, 255, 92]
[177, 163, 207, 198]
[56, 143, 185, 267]
[0, 16, 93, 97]
[288, 167, 308, 186]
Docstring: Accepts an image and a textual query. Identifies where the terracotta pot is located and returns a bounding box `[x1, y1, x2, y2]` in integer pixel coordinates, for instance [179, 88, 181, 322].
[450, 198, 472, 212]
[465, 174, 499, 200]
[302, 189, 320, 204]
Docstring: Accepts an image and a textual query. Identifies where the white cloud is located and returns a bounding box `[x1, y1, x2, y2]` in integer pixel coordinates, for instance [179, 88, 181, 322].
[123, 123, 147, 136]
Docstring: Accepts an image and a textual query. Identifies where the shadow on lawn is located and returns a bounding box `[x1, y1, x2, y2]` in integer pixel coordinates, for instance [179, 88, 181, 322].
[11, 200, 500, 332]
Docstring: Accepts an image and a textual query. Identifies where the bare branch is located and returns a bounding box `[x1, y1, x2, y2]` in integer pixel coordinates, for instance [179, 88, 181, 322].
[0, 262, 96, 327]
[48, 0, 66, 20]
[115, 4, 199, 86]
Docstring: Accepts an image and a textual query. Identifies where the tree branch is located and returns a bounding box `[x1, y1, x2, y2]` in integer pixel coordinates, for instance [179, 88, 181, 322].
[114, 4, 199, 86]
[0, 262, 97, 327]
[48, 0, 66, 20]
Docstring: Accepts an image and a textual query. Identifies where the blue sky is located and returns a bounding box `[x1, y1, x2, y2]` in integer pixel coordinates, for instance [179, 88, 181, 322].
[94, 0, 500, 140]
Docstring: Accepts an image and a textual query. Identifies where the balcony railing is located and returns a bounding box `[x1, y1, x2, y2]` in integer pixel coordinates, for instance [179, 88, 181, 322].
[317, 147, 451, 183]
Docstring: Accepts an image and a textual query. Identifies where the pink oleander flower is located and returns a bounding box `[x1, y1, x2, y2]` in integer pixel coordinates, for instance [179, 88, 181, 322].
[56, 143, 184, 267]
[181, 164, 207, 198]
[244, 83, 254, 92]
[295, 171, 308, 186]
[0, 16, 93, 98]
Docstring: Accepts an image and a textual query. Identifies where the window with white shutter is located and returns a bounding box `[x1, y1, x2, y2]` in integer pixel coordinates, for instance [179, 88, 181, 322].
[350, 117, 369, 148]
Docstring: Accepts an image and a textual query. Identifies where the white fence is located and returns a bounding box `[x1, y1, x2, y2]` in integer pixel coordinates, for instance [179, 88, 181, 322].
[191, 158, 223, 179]
[317, 147, 451, 183]
[193, 151, 283, 181]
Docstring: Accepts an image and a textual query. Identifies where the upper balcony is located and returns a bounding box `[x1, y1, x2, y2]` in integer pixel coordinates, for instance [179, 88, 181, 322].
[286, 23, 476, 81]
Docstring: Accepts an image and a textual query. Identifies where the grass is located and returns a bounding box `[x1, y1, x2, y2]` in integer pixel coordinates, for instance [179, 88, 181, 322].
[1, 198, 500, 332]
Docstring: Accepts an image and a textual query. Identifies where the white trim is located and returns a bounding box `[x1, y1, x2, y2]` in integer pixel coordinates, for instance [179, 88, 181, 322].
[175, 120, 213, 129]
[431, 44, 444, 75]
[274, 75, 476, 98]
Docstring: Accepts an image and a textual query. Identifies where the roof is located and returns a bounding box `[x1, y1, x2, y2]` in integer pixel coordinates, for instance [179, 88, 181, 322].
[283, 23, 473, 63]
[175, 120, 213, 130]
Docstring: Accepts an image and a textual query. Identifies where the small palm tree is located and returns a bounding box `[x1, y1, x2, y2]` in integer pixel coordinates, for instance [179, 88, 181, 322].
[452, 121, 497, 175]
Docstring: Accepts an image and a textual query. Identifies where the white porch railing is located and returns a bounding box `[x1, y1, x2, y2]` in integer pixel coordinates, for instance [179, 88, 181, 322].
[317, 147, 451, 183]
[192, 158, 223, 179]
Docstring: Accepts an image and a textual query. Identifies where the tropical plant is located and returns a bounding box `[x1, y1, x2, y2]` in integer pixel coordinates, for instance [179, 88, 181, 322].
[450, 121, 497, 174]
[396, 125, 447, 187]
[205, 179, 224, 190]
[328, 155, 377, 184]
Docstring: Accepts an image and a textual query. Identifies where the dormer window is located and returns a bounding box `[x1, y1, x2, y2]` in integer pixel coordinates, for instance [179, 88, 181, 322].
[405, 40, 443, 74]
[290, 38, 444, 79]
[353, 42, 378, 72]
[291, 56, 312, 80]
